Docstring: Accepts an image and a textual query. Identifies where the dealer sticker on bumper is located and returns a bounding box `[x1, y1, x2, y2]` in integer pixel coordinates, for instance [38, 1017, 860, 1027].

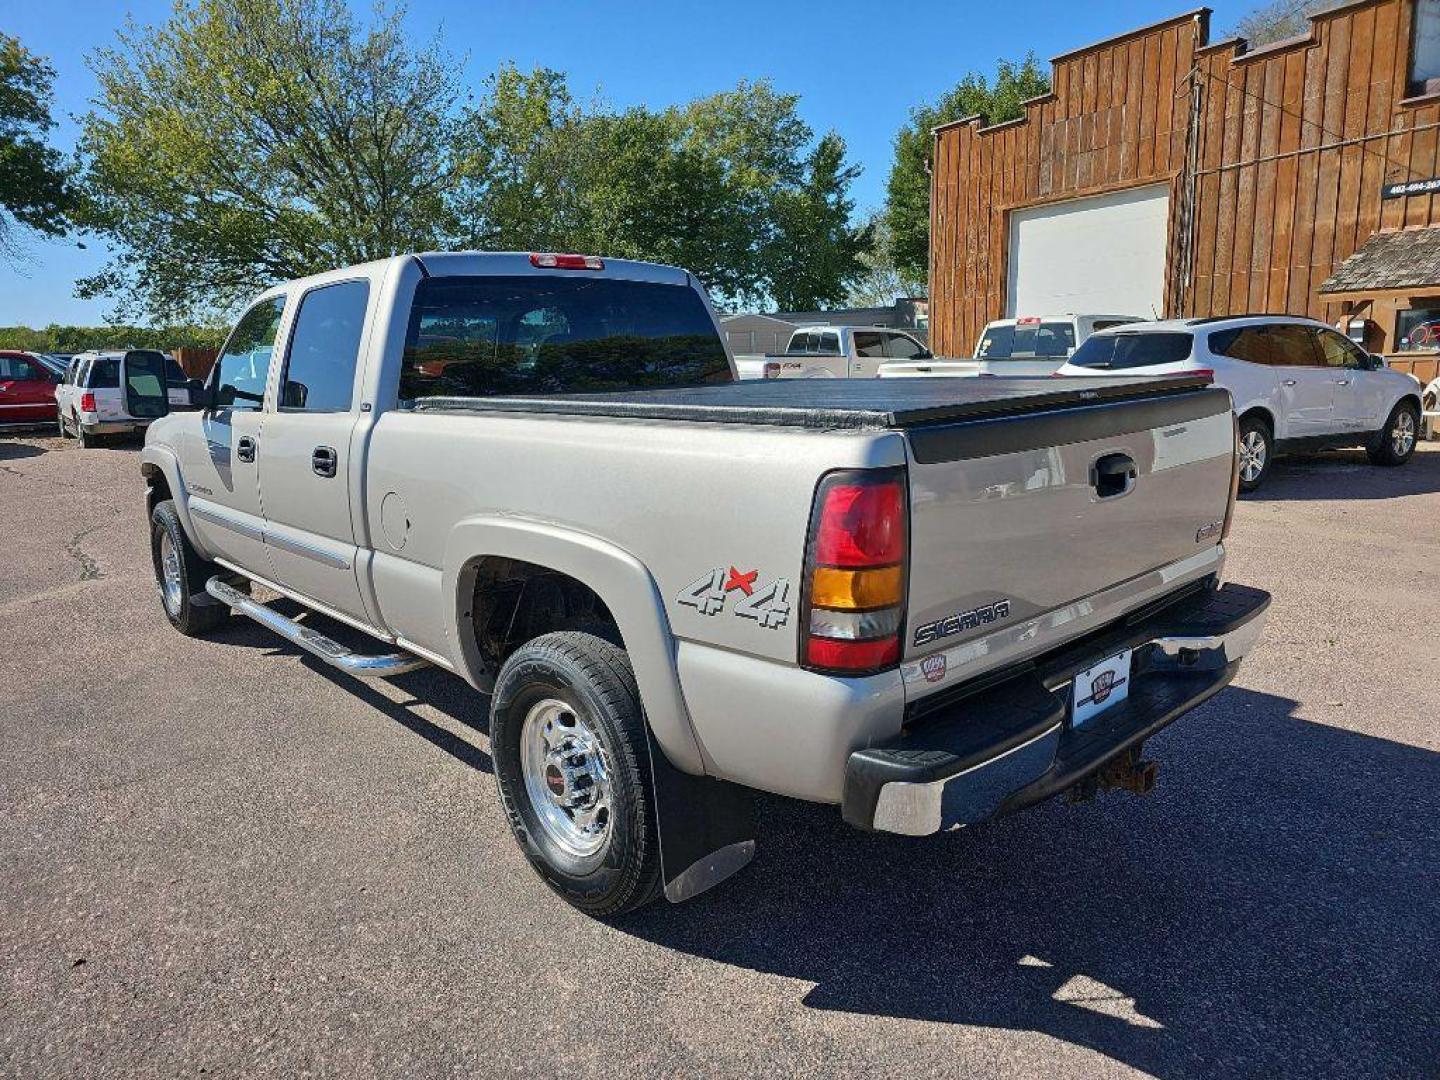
[1071, 648, 1133, 728]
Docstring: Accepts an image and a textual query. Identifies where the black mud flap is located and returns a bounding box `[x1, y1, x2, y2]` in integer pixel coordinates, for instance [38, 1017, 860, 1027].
[646, 730, 756, 904]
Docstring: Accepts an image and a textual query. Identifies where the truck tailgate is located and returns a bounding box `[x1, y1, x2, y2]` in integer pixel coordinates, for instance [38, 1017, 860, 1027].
[903, 383, 1235, 662]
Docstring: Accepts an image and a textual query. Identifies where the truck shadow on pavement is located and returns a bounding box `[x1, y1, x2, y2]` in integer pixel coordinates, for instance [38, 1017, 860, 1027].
[1247, 444, 1440, 501]
[624, 687, 1440, 1079]
[209, 598, 493, 774]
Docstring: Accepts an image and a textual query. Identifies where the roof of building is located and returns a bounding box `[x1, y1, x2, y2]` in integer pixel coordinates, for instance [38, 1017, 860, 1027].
[1319, 226, 1440, 295]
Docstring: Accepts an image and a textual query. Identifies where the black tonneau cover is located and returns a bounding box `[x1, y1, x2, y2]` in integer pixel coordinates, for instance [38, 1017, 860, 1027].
[412, 374, 1217, 433]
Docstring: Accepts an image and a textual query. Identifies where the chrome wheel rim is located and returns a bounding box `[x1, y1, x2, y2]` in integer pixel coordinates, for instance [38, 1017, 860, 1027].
[159, 532, 183, 614]
[1392, 411, 1416, 457]
[1239, 430, 1267, 483]
[519, 698, 613, 858]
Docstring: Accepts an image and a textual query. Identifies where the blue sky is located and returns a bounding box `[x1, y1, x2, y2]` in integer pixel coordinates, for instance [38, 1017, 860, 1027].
[2, 0, 1254, 327]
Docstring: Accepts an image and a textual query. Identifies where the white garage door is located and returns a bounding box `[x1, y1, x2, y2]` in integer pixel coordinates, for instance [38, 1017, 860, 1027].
[1007, 184, 1170, 319]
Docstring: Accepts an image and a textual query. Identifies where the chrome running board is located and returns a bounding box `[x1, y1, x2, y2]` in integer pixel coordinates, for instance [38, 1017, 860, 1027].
[205, 577, 428, 679]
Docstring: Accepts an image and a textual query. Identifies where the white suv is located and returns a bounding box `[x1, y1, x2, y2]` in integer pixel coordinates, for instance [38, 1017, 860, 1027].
[1055, 316, 1424, 491]
[56, 350, 191, 447]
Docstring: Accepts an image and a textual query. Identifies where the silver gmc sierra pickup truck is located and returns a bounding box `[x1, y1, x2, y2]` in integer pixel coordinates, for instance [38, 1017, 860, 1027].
[129, 251, 1270, 917]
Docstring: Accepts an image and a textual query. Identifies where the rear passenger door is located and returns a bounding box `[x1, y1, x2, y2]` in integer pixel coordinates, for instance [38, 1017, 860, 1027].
[850, 331, 887, 378]
[256, 278, 374, 625]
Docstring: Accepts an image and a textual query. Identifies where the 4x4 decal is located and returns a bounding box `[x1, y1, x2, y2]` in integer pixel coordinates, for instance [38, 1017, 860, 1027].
[676, 566, 791, 629]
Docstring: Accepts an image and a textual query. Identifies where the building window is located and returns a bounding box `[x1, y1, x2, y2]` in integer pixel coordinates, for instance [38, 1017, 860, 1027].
[1411, 0, 1440, 97]
[1397, 305, 1440, 351]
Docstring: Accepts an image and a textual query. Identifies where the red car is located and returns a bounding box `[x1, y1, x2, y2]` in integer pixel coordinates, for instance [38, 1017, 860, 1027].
[0, 351, 60, 428]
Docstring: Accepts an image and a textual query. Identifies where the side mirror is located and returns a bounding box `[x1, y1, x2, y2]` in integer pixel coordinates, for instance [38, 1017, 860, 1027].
[123, 352, 171, 419]
[1366, 353, 1387, 371]
[916, 349, 934, 360]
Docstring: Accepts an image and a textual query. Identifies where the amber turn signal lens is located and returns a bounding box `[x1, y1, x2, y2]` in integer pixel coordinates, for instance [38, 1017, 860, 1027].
[810, 565, 903, 610]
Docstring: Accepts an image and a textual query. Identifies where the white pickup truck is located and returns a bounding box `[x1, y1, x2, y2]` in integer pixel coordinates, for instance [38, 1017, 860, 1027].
[130, 251, 1269, 918]
[879, 315, 1142, 378]
[735, 324, 931, 379]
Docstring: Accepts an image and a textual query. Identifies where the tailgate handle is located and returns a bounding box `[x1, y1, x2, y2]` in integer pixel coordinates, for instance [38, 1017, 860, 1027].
[1092, 453, 1137, 499]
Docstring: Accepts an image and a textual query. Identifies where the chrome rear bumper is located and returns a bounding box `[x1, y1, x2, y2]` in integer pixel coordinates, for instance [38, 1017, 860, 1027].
[844, 582, 1270, 836]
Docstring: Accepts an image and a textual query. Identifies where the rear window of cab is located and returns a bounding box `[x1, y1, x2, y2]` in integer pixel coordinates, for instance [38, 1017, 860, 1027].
[976, 321, 1076, 359]
[1067, 332, 1194, 370]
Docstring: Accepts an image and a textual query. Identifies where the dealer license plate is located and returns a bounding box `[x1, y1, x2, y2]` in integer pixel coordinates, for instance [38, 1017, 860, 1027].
[1071, 648, 1133, 729]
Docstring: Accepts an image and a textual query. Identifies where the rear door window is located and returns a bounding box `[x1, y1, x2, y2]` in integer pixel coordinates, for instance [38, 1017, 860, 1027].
[1067, 332, 1195, 369]
[400, 275, 730, 402]
[280, 280, 370, 411]
[817, 331, 840, 355]
[1263, 325, 1323, 367]
[1209, 326, 1273, 365]
[853, 331, 886, 358]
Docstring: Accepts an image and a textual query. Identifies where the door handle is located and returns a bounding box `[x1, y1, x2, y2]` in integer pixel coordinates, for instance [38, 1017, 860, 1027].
[1334, 378, 1351, 386]
[236, 435, 257, 463]
[1091, 452, 1137, 498]
[311, 445, 338, 478]
[1282, 378, 1297, 387]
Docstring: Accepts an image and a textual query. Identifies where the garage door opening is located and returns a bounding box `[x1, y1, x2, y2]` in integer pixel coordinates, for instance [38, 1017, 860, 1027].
[1006, 184, 1170, 319]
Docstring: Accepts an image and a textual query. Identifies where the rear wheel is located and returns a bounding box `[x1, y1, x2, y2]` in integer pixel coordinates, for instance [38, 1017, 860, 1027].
[78, 424, 99, 449]
[489, 631, 662, 917]
[150, 500, 228, 636]
[1237, 415, 1273, 493]
[1368, 401, 1419, 466]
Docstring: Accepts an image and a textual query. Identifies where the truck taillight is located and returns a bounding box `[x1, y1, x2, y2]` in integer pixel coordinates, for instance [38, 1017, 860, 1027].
[1222, 412, 1241, 540]
[80, 392, 96, 412]
[800, 468, 907, 675]
[529, 253, 604, 270]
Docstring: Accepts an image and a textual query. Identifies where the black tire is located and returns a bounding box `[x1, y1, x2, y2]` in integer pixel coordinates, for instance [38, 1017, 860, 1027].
[150, 499, 228, 636]
[1367, 400, 1420, 467]
[1236, 414, 1273, 493]
[489, 631, 662, 917]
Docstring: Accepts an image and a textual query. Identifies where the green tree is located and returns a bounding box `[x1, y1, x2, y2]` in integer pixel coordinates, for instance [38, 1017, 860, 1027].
[1228, 1, 1344, 46]
[764, 134, 872, 311]
[78, 0, 477, 321]
[0, 33, 74, 264]
[846, 211, 926, 309]
[886, 54, 1050, 282]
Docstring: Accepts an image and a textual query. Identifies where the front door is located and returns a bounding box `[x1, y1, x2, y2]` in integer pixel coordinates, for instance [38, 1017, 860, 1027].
[255, 279, 373, 625]
[1314, 328, 1379, 432]
[176, 297, 286, 572]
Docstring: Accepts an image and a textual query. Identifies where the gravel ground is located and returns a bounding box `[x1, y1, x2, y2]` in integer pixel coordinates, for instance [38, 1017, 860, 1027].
[2, 431, 1437, 1079]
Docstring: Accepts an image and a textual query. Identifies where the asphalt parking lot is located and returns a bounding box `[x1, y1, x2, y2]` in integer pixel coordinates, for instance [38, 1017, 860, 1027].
[2, 432, 1438, 1078]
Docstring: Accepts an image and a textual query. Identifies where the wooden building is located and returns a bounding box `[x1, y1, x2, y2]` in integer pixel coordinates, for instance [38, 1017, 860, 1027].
[928, 0, 1440, 381]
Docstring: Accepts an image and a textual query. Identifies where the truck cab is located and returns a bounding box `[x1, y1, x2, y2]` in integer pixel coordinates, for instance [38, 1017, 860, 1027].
[736, 325, 930, 379]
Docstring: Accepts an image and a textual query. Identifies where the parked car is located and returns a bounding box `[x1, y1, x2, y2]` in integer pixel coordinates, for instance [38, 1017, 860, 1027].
[29, 352, 69, 380]
[0, 349, 60, 428]
[56, 349, 191, 446]
[878, 314, 1143, 378]
[1054, 316, 1425, 491]
[132, 251, 1269, 917]
[734, 325, 930, 379]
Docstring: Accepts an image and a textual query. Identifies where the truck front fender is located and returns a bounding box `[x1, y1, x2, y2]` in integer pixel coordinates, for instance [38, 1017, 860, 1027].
[441, 516, 705, 776]
[139, 445, 210, 559]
